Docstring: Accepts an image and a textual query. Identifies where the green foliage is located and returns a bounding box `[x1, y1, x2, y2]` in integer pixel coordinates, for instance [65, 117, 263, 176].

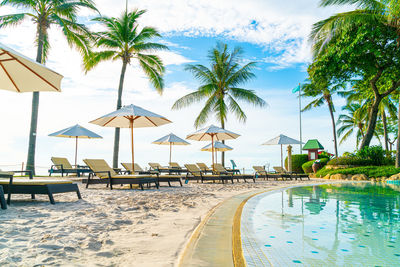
[172, 43, 266, 128]
[318, 151, 332, 159]
[302, 158, 329, 173]
[285, 154, 309, 173]
[327, 156, 374, 166]
[356, 145, 385, 165]
[316, 166, 400, 178]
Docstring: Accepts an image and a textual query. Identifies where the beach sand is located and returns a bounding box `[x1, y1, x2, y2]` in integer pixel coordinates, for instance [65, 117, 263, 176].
[0, 178, 324, 266]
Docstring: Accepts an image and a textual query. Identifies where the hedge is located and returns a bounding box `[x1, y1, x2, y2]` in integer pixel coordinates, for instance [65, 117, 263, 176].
[302, 158, 329, 174]
[285, 154, 309, 173]
[315, 166, 400, 178]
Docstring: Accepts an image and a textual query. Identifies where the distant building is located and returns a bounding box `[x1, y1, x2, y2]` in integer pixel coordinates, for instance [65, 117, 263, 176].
[303, 139, 324, 161]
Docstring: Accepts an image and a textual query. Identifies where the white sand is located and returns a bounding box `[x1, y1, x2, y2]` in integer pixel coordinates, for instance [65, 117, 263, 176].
[0, 179, 324, 266]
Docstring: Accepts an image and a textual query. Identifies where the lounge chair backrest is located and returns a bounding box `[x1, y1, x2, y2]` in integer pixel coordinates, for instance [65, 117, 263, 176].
[184, 164, 202, 177]
[230, 159, 237, 169]
[169, 162, 181, 169]
[196, 163, 210, 171]
[51, 157, 73, 169]
[121, 163, 144, 172]
[83, 159, 117, 178]
[149, 163, 162, 170]
[273, 166, 287, 174]
[212, 163, 227, 174]
[253, 166, 267, 175]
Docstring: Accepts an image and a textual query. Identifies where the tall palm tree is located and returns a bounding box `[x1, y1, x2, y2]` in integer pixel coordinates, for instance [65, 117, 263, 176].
[0, 0, 97, 174]
[301, 80, 341, 157]
[311, 0, 400, 150]
[337, 103, 368, 149]
[172, 43, 266, 166]
[84, 9, 168, 168]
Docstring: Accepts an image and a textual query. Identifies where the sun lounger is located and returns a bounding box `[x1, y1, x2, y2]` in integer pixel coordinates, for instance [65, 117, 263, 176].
[196, 163, 214, 174]
[273, 166, 309, 180]
[253, 166, 279, 180]
[213, 163, 255, 183]
[84, 159, 159, 190]
[122, 163, 182, 187]
[168, 162, 187, 174]
[148, 163, 171, 174]
[49, 157, 91, 177]
[228, 160, 241, 174]
[185, 164, 233, 184]
[0, 170, 81, 205]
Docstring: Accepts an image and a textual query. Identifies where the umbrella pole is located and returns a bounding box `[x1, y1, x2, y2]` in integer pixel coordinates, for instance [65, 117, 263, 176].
[169, 143, 172, 164]
[211, 135, 215, 170]
[281, 144, 283, 168]
[130, 119, 134, 172]
[75, 136, 78, 167]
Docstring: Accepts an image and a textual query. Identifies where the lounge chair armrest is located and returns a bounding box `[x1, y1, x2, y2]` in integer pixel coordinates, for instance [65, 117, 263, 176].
[76, 165, 90, 169]
[9, 170, 33, 179]
[92, 170, 112, 178]
[51, 164, 63, 170]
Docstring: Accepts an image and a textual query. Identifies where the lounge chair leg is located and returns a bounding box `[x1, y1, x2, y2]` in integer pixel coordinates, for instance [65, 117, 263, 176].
[140, 183, 144, 190]
[0, 187, 6, 210]
[179, 179, 183, 187]
[76, 189, 82, 199]
[130, 184, 133, 189]
[156, 181, 159, 189]
[31, 194, 35, 200]
[47, 191, 55, 204]
[231, 179, 234, 184]
[168, 181, 171, 187]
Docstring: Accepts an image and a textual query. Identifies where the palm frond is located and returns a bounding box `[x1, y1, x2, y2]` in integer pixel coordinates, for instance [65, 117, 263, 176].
[194, 95, 218, 128]
[0, 13, 30, 28]
[229, 87, 266, 107]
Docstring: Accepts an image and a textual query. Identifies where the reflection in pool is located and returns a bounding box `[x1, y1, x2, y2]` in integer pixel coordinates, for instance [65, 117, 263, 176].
[241, 182, 400, 266]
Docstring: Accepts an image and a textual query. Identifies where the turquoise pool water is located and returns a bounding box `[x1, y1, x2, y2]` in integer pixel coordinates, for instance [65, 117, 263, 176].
[241, 183, 400, 266]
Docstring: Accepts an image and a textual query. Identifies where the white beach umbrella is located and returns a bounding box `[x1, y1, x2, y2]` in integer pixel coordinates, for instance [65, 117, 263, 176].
[152, 133, 190, 164]
[89, 104, 172, 169]
[49, 124, 102, 166]
[0, 42, 63, 92]
[201, 141, 233, 164]
[187, 125, 240, 167]
[262, 134, 302, 168]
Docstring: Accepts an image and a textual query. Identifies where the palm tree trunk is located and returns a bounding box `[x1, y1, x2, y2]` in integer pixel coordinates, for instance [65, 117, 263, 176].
[396, 100, 400, 168]
[221, 120, 225, 167]
[112, 60, 128, 168]
[326, 96, 338, 158]
[360, 96, 382, 149]
[382, 110, 389, 151]
[26, 26, 45, 175]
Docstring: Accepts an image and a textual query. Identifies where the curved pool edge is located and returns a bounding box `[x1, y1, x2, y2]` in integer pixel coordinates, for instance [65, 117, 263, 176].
[177, 181, 333, 267]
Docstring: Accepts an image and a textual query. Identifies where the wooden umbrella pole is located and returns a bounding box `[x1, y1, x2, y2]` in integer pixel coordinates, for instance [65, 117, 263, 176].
[75, 136, 78, 167]
[211, 135, 215, 170]
[281, 144, 283, 168]
[130, 119, 134, 172]
[169, 142, 172, 164]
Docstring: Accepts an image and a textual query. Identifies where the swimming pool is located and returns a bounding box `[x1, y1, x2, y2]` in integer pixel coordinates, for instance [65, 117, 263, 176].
[241, 182, 400, 266]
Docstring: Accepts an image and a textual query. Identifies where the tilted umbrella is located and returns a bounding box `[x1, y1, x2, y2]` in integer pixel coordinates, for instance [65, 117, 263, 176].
[201, 141, 233, 164]
[186, 125, 240, 168]
[89, 104, 172, 170]
[49, 124, 102, 167]
[152, 133, 190, 164]
[0, 42, 63, 92]
[262, 134, 302, 168]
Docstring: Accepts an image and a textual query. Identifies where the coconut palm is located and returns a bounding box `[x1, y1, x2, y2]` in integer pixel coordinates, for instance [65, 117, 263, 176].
[84, 9, 168, 168]
[301, 80, 341, 157]
[172, 43, 266, 166]
[0, 0, 97, 174]
[311, 0, 400, 150]
[336, 103, 368, 149]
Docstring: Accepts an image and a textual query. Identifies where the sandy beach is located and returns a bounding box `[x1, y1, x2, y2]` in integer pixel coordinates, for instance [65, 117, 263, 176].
[0, 179, 324, 266]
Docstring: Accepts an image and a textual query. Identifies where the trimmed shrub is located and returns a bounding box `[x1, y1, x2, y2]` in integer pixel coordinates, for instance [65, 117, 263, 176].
[302, 158, 329, 173]
[316, 166, 400, 178]
[318, 151, 332, 160]
[327, 157, 374, 166]
[356, 146, 385, 166]
[285, 154, 309, 173]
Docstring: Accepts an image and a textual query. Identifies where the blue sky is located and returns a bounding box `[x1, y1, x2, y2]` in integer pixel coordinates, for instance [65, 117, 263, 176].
[0, 0, 359, 174]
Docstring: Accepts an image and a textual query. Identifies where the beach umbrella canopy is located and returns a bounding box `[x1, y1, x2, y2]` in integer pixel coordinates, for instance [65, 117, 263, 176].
[187, 124, 240, 167]
[152, 133, 190, 163]
[89, 104, 172, 170]
[201, 141, 233, 164]
[0, 42, 63, 92]
[262, 134, 302, 168]
[49, 124, 102, 166]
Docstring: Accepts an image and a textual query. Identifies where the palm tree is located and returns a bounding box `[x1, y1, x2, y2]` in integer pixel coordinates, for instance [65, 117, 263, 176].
[0, 0, 97, 174]
[302, 80, 340, 157]
[311, 0, 400, 150]
[84, 9, 168, 168]
[172, 43, 266, 166]
[336, 103, 368, 149]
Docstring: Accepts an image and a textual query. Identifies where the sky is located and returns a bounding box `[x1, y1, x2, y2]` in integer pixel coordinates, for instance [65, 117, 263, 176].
[0, 0, 359, 174]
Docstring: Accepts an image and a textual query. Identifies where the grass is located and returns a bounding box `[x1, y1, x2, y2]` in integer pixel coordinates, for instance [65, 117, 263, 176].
[316, 166, 400, 178]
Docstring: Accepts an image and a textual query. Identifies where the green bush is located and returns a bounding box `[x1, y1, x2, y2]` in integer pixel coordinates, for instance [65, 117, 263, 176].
[302, 158, 329, 173]
[356, 146, 385, 166]
[318, 151, 332, 160]
[316, 166, 400, 178]
[328, 146, 393, 167]
[285, 154, 309, 173]
[327, 156, 374, 166]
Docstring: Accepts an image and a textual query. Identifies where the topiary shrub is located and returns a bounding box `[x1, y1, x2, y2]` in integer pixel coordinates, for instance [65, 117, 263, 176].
[302, 158, 329, 173]
[285, 154, 309, 173]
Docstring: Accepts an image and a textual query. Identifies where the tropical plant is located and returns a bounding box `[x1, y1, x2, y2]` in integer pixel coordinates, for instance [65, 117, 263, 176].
[311, 0, 400, 150]
[301, 78, 342, 157]
[0, 0, 97, 174]
[172, 43, 266, 166]
[336, 103, 368, 149]
[84, 9, 168, 168]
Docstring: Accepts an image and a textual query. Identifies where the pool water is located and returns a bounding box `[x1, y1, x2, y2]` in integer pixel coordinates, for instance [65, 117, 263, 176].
[241, 183, 400, 266]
